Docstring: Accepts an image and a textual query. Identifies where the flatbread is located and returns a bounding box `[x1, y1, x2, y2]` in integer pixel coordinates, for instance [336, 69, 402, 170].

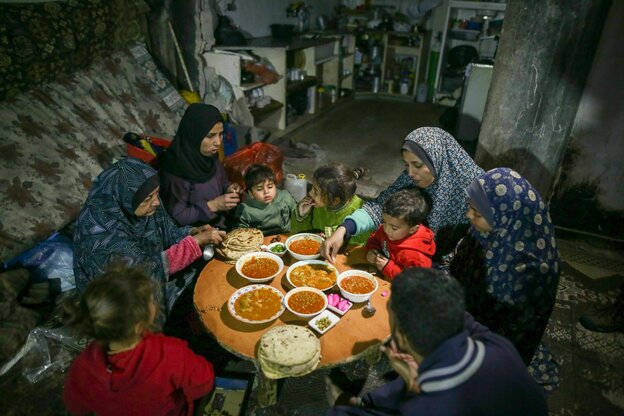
[217, 228, 264, 264]
[257, 325, 321, 379]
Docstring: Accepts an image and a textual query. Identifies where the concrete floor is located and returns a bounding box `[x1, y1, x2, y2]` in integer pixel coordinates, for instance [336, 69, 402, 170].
[277, 98, 449, 198]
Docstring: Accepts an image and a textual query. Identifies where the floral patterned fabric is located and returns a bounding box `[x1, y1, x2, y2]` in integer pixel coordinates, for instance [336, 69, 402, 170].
[0, 42, 187, 262]
[449, 168, 560, 371]
[0, 0, 150, 100]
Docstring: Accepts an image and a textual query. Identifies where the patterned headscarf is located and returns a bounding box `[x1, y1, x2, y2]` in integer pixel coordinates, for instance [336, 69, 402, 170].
[450, 168, 560, 363]
[363, 127, 483, 234]
[73, 157, 190, 314]
[470, 168, 560, 301]
[161, 103, 223, 182]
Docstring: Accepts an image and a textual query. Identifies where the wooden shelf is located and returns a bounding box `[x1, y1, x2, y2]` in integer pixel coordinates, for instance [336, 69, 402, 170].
[241, 81, 265, 91]
[315, 55, 339, 65]
[250, 99, 283, 120]
[286, 76, 317, 95]
[386, 45, 421, 56]
[340, 72, 354, 82]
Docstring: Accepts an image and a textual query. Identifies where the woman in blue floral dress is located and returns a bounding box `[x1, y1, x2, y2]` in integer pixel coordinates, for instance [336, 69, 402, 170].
[449, 167, 561, 391]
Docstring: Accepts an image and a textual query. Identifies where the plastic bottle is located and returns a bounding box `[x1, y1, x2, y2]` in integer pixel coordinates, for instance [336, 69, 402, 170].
[285, 173, 308, 202]
[426, 31, 442, 102]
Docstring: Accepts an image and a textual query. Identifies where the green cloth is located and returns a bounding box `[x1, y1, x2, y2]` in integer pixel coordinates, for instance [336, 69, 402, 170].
[234, 189, 296, 234]
[291, 195, 371, 245]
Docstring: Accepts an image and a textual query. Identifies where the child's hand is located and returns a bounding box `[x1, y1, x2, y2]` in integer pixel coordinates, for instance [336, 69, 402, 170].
[227, 183, 243, 195]
[374, 253, 389, 271]
[298, 196, 315, 217]
[366, 249, 379, 264]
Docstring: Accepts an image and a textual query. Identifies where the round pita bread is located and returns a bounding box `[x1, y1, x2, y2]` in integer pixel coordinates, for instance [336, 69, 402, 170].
[258, 325, 321, 379]
[217, 228, 264, 264]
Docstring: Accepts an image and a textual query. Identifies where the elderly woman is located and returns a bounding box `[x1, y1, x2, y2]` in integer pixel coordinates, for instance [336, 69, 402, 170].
[323, 127, 483, 262]
[449, 167, 560, 390]
[73, 157, 225, 318]
[160, 103, 242, 227]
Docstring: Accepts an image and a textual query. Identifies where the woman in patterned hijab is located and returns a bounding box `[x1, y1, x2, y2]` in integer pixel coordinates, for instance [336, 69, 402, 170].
[323, 127, 483, 262]
[73, 157, 222, 319]
[449, 168, 560, 389]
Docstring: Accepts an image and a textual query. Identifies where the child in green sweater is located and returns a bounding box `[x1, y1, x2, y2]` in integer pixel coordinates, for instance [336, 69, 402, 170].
[291, 164, 370, 245]
[233, 164, 296, 235]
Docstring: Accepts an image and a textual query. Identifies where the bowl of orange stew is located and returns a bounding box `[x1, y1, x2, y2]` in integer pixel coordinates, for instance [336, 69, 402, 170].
[284, 287, 328, 319]
[235, 252, 284, 283]
[286, 260, 338, 291]
[285, 233, 324, 261]
[228, 284, 285, 324]
[337, 270, 378, 303]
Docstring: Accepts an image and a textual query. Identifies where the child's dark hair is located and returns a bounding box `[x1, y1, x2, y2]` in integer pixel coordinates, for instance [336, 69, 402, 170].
[313, 164, 365, 209]
[244, 164, 276, 190]
[63, 264, 157, 343]
[382, 188, 430, 227]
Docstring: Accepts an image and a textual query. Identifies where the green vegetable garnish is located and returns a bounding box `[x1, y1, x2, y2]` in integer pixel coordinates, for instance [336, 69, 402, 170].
[270, 244, 285, 253]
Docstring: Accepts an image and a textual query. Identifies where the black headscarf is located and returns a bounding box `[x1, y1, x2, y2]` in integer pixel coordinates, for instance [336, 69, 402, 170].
[161, 103, 223, 182]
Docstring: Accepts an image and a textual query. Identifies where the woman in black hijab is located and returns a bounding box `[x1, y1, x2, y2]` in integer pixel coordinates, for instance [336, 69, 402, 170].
[160, 104, 242, 227]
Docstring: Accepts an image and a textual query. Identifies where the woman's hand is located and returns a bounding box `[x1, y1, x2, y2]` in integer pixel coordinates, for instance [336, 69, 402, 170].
[207, 192, 241, 212]
[192, 227, 226, 246]
[381, 339, 421, 394]
[321, 226, 346, 263]
[190, 224, 213, 235]
[297, 196, 315, 217]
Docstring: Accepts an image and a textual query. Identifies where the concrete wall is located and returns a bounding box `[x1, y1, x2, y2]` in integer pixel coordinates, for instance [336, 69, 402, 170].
[550, 0, 624, 238]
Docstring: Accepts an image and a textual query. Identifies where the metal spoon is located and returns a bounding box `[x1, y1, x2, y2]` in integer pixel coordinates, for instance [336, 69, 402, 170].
[202, 244, 215, 261]
[363, 300, 376, 317]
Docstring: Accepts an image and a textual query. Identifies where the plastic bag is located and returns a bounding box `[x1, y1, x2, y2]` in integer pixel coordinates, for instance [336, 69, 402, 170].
[3, 232, 76, 292]
[223, 142, 284, 189]
[0, 326, 88, 383]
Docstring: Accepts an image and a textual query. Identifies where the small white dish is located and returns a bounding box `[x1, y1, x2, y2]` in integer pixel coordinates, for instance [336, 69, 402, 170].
[265, 242, 287, 257]
[326, 293, 353, 316]
[309, 310, 340, 335]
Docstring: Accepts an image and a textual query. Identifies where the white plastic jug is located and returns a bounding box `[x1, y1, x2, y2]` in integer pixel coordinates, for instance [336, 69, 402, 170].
[284, 173, 308, 202]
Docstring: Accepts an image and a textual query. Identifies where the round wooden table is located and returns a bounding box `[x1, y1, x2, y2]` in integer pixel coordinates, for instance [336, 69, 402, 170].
[193, 235, 391, 406]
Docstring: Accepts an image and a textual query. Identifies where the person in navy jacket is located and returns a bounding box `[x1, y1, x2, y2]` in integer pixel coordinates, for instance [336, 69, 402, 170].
[327, 267, 549, 416]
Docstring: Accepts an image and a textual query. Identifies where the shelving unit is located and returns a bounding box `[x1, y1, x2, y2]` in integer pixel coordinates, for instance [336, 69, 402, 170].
[433, 0, 506, 103]
[205, 35, 352, 134]
[354, 31, 427, 98]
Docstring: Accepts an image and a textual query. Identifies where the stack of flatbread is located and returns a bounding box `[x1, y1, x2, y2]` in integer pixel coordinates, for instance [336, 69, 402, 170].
[258, 325, 321, 379]
[216, 227, 264, 264]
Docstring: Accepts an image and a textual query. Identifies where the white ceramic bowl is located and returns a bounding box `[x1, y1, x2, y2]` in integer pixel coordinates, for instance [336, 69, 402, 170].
[228, 284, 285, 324]
[235, 252, 284, 283]
[286, 260, 338, 291]
[285, 233, 325, 261]
[265, 242, 287, 257]
[284, 286, 328, 319]
[337, 270, 379, 303]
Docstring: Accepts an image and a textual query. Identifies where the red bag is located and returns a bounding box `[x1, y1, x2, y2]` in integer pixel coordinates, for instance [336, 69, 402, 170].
[223, 142, 284, 189]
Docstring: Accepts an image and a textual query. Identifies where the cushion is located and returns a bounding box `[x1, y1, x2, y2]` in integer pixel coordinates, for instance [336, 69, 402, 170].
[0, 42, 186, 261]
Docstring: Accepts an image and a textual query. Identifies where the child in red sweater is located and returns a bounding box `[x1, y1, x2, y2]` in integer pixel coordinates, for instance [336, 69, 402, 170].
[63, 265, 214, 416]
[366, 188, 436, 279]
